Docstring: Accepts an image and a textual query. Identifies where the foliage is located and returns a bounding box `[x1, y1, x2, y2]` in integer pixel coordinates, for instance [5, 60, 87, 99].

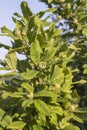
[0, 1, 87, 130]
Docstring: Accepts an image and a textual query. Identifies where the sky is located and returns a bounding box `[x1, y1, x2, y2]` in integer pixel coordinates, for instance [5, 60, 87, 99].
[0, 0, 47, 60]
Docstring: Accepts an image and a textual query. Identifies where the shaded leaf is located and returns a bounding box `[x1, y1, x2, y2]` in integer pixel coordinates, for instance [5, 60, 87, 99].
[0, 43, 10, 49]
[21, 1, 32, 19]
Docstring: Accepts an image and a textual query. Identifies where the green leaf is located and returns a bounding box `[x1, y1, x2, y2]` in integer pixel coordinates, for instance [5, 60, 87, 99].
[64, 124, 80, 130]
[30, 39, 42, 65]
[74, 79, 87, 84]
[0, 43, 10, 49]
[82, 28, 87, 38]
[34, 99, 50, 116]
[50, 113, 58, 125]
[22, 83, 34, 93]
[33, 125, 43, 130]
[50, 106, 63, 115]
[72, 114, 83, 123]
[0, 109, 5, 121]
[21, 1, 32, 19]
[34, 90, 57, 98]
[9, 92, 26, 98]
[1, 115, 12, 127]
[7, 121, 26, 129]
[5, 52, 17, 71]
[21, 69, 39, 80]
[83, 64, 87, 74]
[17, 60, 30, 72]
[43, 47, 57, 62]
[51, 65, 64, 85]
[1, 26, 17, 39]
[22, 99, 33, 109]
[48, 0, 52, 4]
[0, 72, 17, 78]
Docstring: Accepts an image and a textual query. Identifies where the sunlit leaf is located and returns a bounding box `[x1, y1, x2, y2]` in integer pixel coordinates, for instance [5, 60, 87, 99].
[1, 26, 18, 39]
[7, 121, 26, 129]
[30, 39, 42, 65]
[21, 69, 39, 80]
[64, 124, 80, 130]
[34, 99, 50, 116]
[5, 52, 17, 71]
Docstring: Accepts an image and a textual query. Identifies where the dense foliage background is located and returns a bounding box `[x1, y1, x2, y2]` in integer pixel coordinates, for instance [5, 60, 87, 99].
[0, 0, 87, 130]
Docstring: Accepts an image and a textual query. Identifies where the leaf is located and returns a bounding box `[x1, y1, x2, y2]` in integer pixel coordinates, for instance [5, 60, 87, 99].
[30, 39, 42, 65]
[64, 124, 80, 130]
[0, 72, 18, 78]
[22, 99, 33, 109]
[34, 90, 57, 98]
[21, 69, 39, 80]
[50, 113, 58, 125]
[0, 43, 10, 49]
[33, 125, 43, 130]
[51, 65, 64, 85]
[74, 79, 87, 84]
[34, 99, 50, 116]
[7, 121, 26, 129]
[43, 47, 57, 62]
[22, 83, 34, 93]
[1, 26, 17, 39]
[83, 64, 87, 74]
[49, 106, 63, 115]
[0, 109, 5, 121]
[21, 1, 32, 19]
[17, 60, 30, 72]
[10, 92, 26, 98]
[5, 52, 17, 71]
[48, 0, 52, 4]
[82, 28, 87, 38]
[72, 114, 83, 123]
[1, 116, 12, 127]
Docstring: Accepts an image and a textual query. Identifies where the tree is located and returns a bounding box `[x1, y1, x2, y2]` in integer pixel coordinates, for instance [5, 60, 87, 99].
[0, 1, 87, 130]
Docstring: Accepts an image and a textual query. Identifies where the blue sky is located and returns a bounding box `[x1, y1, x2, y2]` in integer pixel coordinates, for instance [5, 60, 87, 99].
[0, 0, 47, 59]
